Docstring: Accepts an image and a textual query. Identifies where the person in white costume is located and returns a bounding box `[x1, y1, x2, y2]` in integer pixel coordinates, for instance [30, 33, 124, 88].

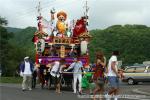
[50, 59, 66, 93]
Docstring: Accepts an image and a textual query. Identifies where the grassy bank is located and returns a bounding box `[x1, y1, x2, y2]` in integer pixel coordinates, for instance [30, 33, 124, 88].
[0, 77, 22, 84]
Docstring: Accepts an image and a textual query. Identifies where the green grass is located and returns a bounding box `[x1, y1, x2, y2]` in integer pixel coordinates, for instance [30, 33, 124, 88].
[0, 77, 22, 84]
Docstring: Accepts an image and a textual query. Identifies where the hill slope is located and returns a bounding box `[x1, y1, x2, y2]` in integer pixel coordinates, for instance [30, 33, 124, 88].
[6, 27, 22, 33]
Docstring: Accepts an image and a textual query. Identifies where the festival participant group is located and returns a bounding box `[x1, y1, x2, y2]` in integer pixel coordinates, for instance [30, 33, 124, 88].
[19, 50, 122, 100]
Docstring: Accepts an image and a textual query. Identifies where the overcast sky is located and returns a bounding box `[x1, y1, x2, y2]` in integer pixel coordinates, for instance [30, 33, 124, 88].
[0, 0, 150, 29]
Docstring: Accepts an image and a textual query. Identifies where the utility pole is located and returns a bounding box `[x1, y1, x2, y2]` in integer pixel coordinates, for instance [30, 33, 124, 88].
[37, 0, 42, 16]
[36, 0, 43, 31]
[84, 0, 89, 19]
[83, 0, 89, 30]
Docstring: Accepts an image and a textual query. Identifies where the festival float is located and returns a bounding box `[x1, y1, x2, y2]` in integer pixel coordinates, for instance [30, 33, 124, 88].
[33, 1, 92, 87]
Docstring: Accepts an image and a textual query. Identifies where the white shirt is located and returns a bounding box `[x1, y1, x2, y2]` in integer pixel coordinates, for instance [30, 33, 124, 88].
[23, 62, 32, 75]
[50, 61, 61, 77]
[107, 55, 118, 76]
[69, 61, 83, 75]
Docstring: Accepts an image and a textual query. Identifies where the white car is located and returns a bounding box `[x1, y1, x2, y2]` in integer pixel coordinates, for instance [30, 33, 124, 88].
[122, 65, 150, 85]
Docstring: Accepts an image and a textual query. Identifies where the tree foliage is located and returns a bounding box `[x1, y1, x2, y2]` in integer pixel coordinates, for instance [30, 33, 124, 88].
[0, 17, 14, 76]
[89, 24, 150, 65]
[0, 17, 36, 76]
[5, 27, 36, 76]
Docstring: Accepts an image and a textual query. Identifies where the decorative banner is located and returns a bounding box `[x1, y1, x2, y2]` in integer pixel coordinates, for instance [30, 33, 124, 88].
[73, 17, 87, 37]
[38, 56, 88, 65]
[41, 17, 53, 36]
[60, 45, 65, 58]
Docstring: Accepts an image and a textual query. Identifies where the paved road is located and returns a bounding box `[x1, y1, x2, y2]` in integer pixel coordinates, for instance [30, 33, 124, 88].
[0, 82, 150, 100]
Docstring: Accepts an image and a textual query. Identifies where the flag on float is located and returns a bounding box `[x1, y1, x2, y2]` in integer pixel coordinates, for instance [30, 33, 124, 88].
[41, 17, 54, 36]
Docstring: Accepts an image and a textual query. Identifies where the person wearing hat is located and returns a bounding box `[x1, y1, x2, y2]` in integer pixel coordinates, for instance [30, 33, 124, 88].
[64, 58, 84, 94]
[20, 56, 34, 91]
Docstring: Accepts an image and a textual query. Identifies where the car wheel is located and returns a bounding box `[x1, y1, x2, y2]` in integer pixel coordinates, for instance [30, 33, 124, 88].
[128, 78, 134, 85]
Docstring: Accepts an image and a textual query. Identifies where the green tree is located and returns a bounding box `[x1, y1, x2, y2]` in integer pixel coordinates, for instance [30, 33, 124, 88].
[89, 25, 150, 65]
[0, 17, 14, 76]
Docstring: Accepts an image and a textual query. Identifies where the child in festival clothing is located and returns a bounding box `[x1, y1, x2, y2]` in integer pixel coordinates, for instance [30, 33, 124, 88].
[82, 72, 95, 94]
